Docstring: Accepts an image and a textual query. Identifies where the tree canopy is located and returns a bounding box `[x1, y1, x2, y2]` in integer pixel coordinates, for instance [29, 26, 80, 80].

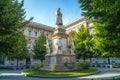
[33, 31, 47, 62]
[74, 25, 93, 61]
[78, 0, 120, 58]
[0, 0, 32, 59]
[7, 32, 29, 59]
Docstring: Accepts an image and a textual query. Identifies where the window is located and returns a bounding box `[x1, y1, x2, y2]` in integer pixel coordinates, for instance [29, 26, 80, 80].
[20, 63, 22, 65]
[11, 63, 14, 65]
[22, 30, 24, 33]
[11, 59, 14, 61]
[35, 32, 37, 36]
[111, 61, 115, 63]
[103, 61, 107, 64]
[28, 39, 31, 43]
[28, 31, 31, 36]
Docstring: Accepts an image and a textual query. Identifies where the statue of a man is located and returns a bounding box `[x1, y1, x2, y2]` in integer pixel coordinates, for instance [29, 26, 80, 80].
[56, 38, 63, 54]
[71, 39, 75, 50]
[56, 8, 63, 25]
[70, 38, 75, 54]
[44, 39, 50, 54]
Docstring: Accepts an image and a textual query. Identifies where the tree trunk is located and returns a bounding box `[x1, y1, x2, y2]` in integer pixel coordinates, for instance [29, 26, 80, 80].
[108, 57, 110, 64]
[89, 57, 92, 63]
[41, 60, 44, 66]
[16, 59, 19, 67]
[83, 56, 86, 62]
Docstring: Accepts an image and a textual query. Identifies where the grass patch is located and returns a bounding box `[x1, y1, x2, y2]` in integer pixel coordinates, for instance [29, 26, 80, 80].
[23, 68, 98, 77]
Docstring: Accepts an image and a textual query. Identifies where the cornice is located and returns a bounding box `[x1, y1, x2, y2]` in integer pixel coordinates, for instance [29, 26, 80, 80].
[65, 16, 90, 28]
[27, 21, 55, 32]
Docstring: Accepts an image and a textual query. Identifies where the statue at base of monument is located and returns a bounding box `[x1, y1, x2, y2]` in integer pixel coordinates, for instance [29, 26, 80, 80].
[44, 38, 50, 54]
[56, 38, 63, 54]
[70, 38, 75, 54]
[56, 8, 63, 25]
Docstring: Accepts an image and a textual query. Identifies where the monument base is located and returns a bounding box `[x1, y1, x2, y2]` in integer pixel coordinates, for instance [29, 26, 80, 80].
[45, 51, 76, 71]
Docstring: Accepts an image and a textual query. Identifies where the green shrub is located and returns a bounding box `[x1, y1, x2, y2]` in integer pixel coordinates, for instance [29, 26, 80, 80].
[64, 62, 74, 70]
[83, 62, 90, 69]
[67, 63, 74, 69]
[76, 62, 90, 70]
[31, 63, 43, 71]
[51, 65, 56, 71]
[76, 62, 81, 70]
[0, 66, 12, 70]
[113, 64, 120, 68]
[118, 64, 120, 67]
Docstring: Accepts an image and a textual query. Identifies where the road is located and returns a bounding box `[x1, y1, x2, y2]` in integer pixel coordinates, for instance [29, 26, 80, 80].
[0, 68, 120, 80]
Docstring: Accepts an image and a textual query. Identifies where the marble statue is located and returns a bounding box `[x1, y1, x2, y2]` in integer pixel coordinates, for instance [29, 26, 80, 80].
[70, 38, 75, 54]
[44, 39, 50, 54]
[56, 8, 63, 25]
[56, 38, 63, 54]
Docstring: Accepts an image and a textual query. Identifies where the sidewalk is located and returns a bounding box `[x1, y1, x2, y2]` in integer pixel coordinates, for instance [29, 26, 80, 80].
[0, 69, 23, 76]
[79, 68, 120, 79]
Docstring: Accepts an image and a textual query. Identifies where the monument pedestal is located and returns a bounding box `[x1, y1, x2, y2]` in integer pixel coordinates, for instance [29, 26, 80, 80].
[45, 50, 76, 71]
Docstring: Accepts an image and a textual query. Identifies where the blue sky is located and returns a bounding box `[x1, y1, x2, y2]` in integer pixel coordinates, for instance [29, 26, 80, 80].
[22, 0, 82, 27]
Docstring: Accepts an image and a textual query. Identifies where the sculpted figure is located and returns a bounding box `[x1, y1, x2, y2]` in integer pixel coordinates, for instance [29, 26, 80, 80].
[44, 39, 50, 54]
[56, 38, 63, 54]
[70, 38, 75, 54]
[71, 39, 75, 50]
[56, 8, 63, 25]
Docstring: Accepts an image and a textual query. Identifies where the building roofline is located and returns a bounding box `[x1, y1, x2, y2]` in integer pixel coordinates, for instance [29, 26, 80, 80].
[64, 16, 89, 28]
[27, 21, 55, 32]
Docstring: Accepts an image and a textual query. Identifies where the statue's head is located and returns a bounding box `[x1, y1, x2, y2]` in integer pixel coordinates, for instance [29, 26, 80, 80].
[57, 8, 60, 11]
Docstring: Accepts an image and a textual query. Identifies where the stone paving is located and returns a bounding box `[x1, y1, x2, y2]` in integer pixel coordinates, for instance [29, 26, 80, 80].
[80, 68, 120, 79]
[0, 68, 120, 80]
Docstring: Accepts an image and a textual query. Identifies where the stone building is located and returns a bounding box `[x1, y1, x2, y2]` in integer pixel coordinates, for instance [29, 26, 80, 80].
[24, 22, 54, 55]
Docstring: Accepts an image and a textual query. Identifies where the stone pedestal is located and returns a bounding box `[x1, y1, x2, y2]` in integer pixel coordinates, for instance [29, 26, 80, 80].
[45, 50, 76, 71]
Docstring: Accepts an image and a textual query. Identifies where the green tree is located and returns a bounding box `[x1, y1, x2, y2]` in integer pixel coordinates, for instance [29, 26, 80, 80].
[7, 31, 29, 67]
[74, 25, 93, 62]
[33, 31, 47, 63]
[78, 0, 120, 63]
[0, 0, 32, 55]
[48, 39, 52, 53]
[0, 0, 32, 66]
